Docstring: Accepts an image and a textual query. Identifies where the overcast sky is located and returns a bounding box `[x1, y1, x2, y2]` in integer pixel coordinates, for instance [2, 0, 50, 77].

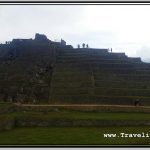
[0, 5, 150, 62]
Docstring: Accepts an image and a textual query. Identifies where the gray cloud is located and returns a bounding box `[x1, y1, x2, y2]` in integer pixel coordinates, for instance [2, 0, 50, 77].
[64, 31, 116, 48]
[136, 46, 150, 62]
[0, 5, 84, 42]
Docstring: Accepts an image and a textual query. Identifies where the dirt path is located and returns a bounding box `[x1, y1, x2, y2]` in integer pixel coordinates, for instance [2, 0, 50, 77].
[14, 103, 150, 109]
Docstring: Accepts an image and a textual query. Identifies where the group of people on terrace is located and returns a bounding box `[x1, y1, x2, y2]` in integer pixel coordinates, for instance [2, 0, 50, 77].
[77, 44, 113, 53]
[77, 43, 89, 49]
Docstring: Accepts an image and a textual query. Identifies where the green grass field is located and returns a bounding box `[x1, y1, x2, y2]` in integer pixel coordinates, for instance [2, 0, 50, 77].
[1, 103, 150, 145]
[0, 126, 150, 145]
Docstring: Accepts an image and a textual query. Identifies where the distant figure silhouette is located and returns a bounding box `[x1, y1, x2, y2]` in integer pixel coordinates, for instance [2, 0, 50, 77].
[134, 99, 140, 106]
[77, 44, 80, 48]
[82, 43, 85, 48]
[111, 48, 112, 53]
[86, 44, 89, 48]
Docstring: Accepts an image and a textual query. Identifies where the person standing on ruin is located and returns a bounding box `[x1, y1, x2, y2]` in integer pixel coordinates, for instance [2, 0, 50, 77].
[86, 44, 89, 48]
[134, 99, 140, 106]
[77, 44, 80, 48]
[82, 43, 85, 48]
[111, 48, 112, 53]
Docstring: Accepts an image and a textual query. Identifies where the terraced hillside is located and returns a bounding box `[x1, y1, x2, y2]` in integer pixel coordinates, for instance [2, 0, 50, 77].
[1, 33, 150, 106]
[50, 48, 150, 105]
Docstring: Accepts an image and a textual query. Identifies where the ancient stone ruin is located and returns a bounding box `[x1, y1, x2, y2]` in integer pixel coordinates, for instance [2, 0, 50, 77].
[0, 33, 150, 106]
